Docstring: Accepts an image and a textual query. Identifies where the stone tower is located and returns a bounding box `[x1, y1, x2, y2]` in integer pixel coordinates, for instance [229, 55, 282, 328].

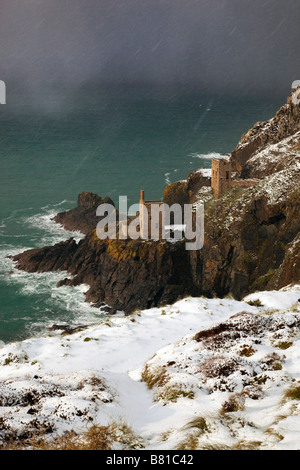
[211, 157, 232, 199]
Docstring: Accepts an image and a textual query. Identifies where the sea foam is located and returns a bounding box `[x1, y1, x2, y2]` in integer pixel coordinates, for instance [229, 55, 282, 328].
[190, 151, 224, 160]
[0, 202, 104, 341]
[25, 203, 84, 246]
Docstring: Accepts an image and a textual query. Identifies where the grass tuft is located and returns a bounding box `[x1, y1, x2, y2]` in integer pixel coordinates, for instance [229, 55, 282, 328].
[183, 417, 209, 434]
[0, 421, 143, 450]
[282, 384, 300, 402]
[141, 364, 169, 390]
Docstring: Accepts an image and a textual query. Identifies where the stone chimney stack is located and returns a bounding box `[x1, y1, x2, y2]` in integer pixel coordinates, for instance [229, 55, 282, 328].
[140, 190, 145, 204]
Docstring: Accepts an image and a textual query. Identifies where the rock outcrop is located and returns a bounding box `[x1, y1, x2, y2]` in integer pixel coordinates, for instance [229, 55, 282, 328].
[53, 192, 115, 234]
[163, 168, 212, 207]
[12, 235, 196, 314]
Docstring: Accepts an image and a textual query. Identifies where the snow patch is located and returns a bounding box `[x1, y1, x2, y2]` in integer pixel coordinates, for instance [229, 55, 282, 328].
[0, 289, 299, 450]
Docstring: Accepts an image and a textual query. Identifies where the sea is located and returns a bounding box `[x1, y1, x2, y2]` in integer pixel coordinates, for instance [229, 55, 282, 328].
[0, 85, 285, 343]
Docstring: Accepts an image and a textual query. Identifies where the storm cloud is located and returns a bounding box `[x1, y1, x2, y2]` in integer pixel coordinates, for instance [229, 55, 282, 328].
[0, 0, 299, 96]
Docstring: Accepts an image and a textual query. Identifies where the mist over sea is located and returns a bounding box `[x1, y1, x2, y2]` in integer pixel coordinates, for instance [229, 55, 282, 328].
[0, 87, 284, 342]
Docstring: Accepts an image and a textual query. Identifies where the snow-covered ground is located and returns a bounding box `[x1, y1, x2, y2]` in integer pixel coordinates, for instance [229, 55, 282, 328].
[0, 285, 299, 450]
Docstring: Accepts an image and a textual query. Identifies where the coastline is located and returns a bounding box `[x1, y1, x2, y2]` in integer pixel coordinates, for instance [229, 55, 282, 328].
[1, 87, 299, 449]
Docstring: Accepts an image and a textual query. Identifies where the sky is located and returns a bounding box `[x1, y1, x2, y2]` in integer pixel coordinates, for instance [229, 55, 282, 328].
[0, 0, 299, 97]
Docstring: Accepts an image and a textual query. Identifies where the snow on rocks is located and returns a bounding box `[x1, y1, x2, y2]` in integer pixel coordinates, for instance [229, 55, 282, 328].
[244, 287, 300, 311]
[246, 131, 300, 177]
[0, 287, 299, 449]
[138, 287, 300, 450]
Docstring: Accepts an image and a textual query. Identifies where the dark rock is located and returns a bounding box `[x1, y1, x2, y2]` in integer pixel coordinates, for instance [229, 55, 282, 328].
[163, 169, 211, 207]
[52, 191, 115, 234]
[186, 169, 211, 203]
[11, 235, 197, 315]
[12, 238, 78, 273]
[77, 192, 104, 209]
[163, 180, 189, 207]
[47, 324, 88, 335]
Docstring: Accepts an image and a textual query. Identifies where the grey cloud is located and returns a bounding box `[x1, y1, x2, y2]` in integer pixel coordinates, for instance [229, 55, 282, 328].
[0, 0, 299, 96]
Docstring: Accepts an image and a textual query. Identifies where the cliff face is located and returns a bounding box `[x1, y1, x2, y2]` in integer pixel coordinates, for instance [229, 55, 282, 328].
[191, 88, 300, 297]
[191, 155, 300, 298]
[231, 86, 300, 176]
[12, 235, 196, 314]
[11, 89, 300, 313]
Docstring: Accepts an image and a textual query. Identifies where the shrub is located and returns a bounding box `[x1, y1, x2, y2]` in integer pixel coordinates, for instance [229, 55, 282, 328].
[247, 299, 263, 307]
[275, 341, 293, 350]
[183, 417, 209, 434]
[221, 393, 245, 413]
[1, 421, 143, 450]
[157, 385, 195, 403]
[141, 364, 169, 390]
[283, 385, 300, 401]
[240, 345, 255, 357]
[176, 434, 199, 451]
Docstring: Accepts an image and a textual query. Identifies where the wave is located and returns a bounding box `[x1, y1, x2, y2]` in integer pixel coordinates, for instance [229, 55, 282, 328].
[164, 151, 222, 185]
[0, 246, 27, 276]
[0, 246, 106, 340]
[190, 152, 224, 160]
[1, 200, 83, 246]
[0, 202, 103, 342]
[40, 199, 75, 210]
[24, 206, 84, 246]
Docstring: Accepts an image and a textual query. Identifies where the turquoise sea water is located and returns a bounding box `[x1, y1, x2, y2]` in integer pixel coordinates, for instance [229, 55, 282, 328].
[0, 87, 284, 342]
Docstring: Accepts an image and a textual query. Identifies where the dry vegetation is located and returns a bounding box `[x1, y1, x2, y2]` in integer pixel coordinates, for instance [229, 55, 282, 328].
[0, 421, 144, 451]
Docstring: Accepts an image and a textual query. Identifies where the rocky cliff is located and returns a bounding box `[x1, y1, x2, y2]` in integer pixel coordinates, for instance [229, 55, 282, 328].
[231, 85, 300, 176]
[10, 88, 300, 314]
[192, 139, 300, 298]
[12, 235, 196, 314]
[188, 88, 300, 298]
[163, 168, 212, 207]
